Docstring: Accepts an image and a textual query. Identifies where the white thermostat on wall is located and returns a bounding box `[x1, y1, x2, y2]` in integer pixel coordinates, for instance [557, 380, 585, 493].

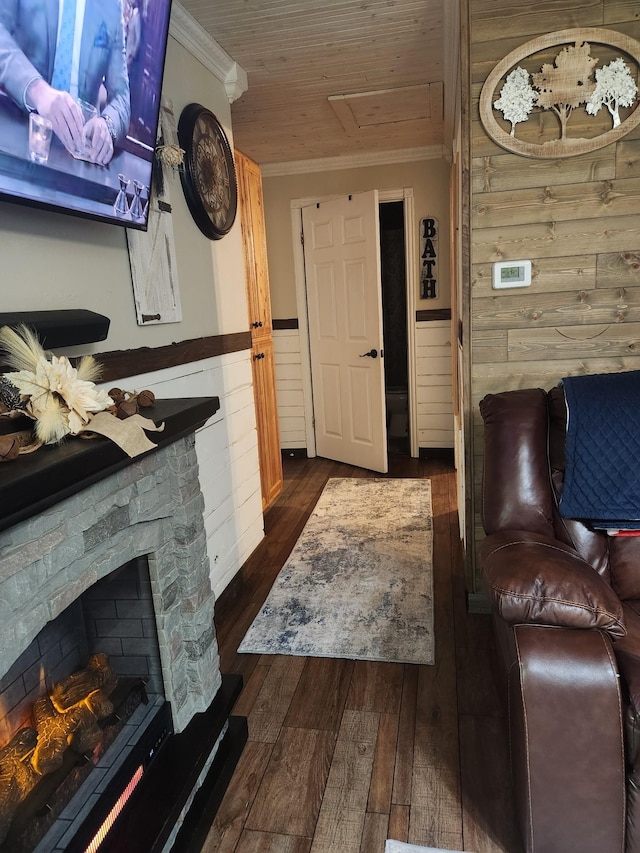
[492, 260, 532, 289]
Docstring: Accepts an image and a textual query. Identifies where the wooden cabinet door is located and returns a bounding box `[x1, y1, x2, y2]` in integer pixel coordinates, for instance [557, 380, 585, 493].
[237, 151, 272, 338]
[237, 149, 282, 509]
[251, 338, 283, 509]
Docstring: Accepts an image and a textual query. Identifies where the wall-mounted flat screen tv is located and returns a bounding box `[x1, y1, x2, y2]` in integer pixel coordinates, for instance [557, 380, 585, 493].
[0, 0, 173, 230]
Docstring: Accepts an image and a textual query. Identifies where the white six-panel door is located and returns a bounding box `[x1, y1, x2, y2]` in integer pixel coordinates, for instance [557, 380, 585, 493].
[302, 190, 388, 473]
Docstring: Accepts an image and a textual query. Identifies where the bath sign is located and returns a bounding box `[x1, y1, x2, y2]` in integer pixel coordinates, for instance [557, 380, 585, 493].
[420, 217, 438, 299]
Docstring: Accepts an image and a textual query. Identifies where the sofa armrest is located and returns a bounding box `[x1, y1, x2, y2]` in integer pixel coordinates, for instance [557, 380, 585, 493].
[480, 530, 625, 639]
[508, 624, 625, 853]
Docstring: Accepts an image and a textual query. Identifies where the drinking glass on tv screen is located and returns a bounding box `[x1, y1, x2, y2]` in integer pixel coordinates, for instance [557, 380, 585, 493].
[0, 0, 173, 230]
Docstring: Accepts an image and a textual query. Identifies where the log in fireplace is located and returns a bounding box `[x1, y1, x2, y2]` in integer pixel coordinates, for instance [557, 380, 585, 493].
[0, 398, 247, 853]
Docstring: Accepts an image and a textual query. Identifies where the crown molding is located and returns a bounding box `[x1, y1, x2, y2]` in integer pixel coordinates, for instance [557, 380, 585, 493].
[260, 145, 446, 177]
[169, 2, 248, 103]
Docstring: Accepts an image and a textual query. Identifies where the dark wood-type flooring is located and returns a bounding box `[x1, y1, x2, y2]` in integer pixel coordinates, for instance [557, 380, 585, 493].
[199, 454, 522, 853]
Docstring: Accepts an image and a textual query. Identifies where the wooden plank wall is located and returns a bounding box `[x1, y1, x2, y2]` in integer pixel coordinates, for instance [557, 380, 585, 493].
[469, 0, 640, 587]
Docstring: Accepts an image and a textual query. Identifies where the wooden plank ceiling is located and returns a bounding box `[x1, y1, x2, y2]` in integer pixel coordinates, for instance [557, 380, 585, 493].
[178, 0, 446, 165]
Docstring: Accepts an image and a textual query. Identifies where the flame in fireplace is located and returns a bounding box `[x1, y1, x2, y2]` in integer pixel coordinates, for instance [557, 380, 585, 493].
[39, 663, 48, 693]
[0, 655, 119, 847]
[0, 665, 49, 753]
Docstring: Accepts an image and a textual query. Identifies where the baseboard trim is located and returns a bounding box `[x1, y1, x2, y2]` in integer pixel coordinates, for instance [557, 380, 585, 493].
[418, 447, 455, 463]
[281, 448, 308, 459]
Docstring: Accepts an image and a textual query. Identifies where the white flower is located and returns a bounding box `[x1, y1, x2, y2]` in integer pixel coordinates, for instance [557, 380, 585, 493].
[10, 354, 112, 443]
[156, 144, 185, 169]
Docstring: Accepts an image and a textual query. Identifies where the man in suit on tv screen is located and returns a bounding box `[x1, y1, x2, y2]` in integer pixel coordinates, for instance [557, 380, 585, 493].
[0, 0, 131, 165]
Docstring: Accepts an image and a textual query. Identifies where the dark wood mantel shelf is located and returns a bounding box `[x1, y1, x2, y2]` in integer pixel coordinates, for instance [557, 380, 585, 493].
[0, 397, 220, 534]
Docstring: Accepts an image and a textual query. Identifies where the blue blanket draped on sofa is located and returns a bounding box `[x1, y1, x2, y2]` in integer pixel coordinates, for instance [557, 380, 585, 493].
[559, 370, 640, 531]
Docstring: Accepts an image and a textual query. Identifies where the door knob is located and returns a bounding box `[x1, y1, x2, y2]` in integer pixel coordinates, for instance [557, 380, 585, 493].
[359, 349, 378, 358]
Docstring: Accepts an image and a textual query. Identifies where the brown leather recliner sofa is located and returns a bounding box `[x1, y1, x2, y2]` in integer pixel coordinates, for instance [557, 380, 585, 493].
[480, 385, 640, 853]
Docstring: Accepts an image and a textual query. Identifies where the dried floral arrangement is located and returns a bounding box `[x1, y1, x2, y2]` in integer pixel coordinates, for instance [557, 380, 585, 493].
[155, 143, 185, 170]
[0, 325, 161, 462]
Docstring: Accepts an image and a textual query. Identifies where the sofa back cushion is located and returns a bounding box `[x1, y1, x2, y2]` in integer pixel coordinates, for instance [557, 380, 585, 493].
[608, 537, 640, 600]
[480, 384, 640, 594]
[480, 388, 555, 537]
[480, 385, 615, 581]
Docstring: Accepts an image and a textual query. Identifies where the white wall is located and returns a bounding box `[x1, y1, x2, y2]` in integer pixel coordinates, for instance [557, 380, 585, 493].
[273, 328, 306, 449]
[0, 36, 247, 347]
[0, 29, 263, 598]
[262, 158, 451, 319]
[272, 321, 454, 452]
[105, 352, 263, 598]
[262, 158, 454, 452]
[416, 320, 454, 449]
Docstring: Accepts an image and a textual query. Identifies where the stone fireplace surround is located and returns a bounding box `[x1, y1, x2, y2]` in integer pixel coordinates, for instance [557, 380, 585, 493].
[0, 397, 245, 852]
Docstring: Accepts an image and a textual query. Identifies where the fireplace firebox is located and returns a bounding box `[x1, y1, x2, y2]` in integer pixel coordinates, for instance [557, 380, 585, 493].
[0, 398, 247, 853]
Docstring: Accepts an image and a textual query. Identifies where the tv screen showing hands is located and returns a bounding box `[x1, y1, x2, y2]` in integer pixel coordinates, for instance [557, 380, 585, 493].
[0, 0, 173, 230]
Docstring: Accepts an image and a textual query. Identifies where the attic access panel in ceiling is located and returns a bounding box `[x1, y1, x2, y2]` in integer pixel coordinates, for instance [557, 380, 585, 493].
[328, 83, 443, 137]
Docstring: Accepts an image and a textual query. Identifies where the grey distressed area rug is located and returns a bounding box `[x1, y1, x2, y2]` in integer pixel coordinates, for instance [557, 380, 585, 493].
[238, 477, 434, 665]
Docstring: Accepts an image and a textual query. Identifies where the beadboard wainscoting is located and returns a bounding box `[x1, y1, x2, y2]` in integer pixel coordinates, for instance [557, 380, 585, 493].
[101, 350, 264, 599]
[416, 319, 454, 449]
[273, 322, 454, 453]
[273, 327, 307, 450]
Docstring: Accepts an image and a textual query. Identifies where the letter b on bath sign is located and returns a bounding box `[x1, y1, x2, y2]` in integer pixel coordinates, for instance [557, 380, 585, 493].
[420, 218, 438, 299]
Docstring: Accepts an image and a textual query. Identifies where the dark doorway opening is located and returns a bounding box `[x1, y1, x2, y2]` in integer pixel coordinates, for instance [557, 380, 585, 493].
[379, 200, 409, 455]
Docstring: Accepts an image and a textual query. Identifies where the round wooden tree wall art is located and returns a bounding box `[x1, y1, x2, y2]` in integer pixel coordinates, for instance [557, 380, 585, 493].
[479, 28, 640, 158]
